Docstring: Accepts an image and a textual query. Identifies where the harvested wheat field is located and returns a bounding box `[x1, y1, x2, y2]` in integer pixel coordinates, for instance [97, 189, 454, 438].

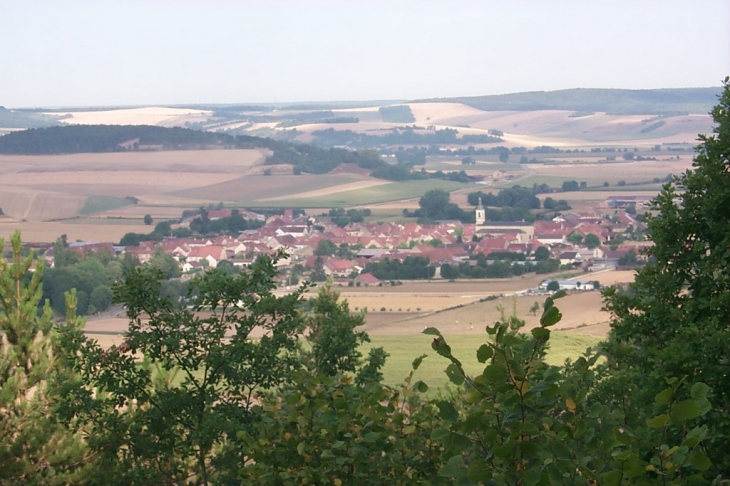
[530, 159, 693, 183]
[0, 220, 151, 243]
[260, 179, 392, 201]
[0, 149, 265, 174]
[46, 107, 212, 126]
[360, 290, 611, 338]
[98, 205, 188, 219]
[0, 150, 267, 222]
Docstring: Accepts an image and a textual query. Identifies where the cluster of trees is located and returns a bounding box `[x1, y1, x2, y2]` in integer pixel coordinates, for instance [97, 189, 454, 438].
[310, 127, 502, 149]
[42, 237, 185, 316]
[468, 185, 546, 210]
[363, 256, 435, 281]
[265, 143, 383, 174]
[2, 81, 729, 484]
[411, 189, 471, 222]
[327, 208, 371, 227]
[378, 105, 415, 123]
[189, 208, 264, 235]
[440, 254, 560, 280]
[466, 185, 574, 216]
[120, 209, 264, 246]
[407, 189, 547, 224]
[543, 196, 572, 211]
[372, 164, 471, 183]
[394, 147, 427, 165]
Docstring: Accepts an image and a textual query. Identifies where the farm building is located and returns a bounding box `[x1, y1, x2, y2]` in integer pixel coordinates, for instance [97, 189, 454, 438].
[606, 195, 653, 208]
[539, 279, 596, 291]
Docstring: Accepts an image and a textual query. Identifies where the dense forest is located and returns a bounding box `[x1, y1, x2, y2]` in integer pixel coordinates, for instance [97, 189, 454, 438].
[421, 86, 722, 114]
[2, 81, 730, 484]
[0, 125, 281, 154]
[0, 106, 60, 129]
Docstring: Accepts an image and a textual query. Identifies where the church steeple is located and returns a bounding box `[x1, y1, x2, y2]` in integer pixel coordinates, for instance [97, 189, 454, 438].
[475, 197, 485, 225]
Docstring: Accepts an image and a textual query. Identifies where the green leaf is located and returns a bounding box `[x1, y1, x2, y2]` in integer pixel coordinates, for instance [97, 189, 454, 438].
[412, 354, 427, 371]
[445, 363, 465, 386]
[671, 400, 700, 421]
[436, 400, 458, 421]
[285, 392, 302, 405]
[320, 449, 335, 459]
[531, 327, 550, 339]
[647, 414, 670, 428]
[438, 463, 460, 478]
[422, 327, 441, 336]
[476, 344, 493, 363]
[602, 470, 623, 486]
[691, 382, 710, 399]
[689, 452, 711, 471]
[413, 380, 429, 393]
[501, 334, 521, 346]
[551, 289, 567, 300]
[540, 306, 562, 327]
[297, 442, 306, 455]
[482, 363, 506, 382]
[467, 461, 491, 482]
[363, 431, 379, 443]
[654, 387, 673, 404]
[431, 427, 451, 441]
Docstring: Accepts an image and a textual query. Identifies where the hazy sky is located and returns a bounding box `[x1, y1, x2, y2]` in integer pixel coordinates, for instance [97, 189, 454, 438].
[2, 1, 729, 108]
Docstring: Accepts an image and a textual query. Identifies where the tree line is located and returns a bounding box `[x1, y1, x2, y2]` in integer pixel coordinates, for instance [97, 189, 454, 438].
[309, 127, 502, 149]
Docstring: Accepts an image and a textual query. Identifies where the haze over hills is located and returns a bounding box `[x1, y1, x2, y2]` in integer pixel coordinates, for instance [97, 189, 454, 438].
[417, 87, 722, 114]
[0, 87, 721, 150]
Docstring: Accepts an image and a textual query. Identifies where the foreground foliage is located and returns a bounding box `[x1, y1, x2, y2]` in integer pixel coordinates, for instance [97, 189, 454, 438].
[601, 77, 730, 476]
[56, 253, 307, 485]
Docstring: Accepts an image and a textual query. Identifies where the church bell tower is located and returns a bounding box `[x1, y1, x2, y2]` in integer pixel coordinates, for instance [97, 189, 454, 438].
[475, 197, 485, 226]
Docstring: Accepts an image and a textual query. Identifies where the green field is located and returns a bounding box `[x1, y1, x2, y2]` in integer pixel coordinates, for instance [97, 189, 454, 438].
[361, 331, 602, 390]
[79, 195, 134, 215]
[423, 157, 522, 172]
[258, 179, 481, 208]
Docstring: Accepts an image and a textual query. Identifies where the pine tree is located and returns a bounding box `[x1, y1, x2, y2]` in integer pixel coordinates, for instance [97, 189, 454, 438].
[0, 231, 87, 484]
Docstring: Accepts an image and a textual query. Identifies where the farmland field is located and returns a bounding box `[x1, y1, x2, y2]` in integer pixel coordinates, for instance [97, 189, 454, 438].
[255, 179, 481, 208]
[80, 195, 135, 215]
[362, 332, 602, 388]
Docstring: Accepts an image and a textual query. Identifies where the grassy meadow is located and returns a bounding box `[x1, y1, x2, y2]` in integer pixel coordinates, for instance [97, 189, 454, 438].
[360, 331, 600, 390]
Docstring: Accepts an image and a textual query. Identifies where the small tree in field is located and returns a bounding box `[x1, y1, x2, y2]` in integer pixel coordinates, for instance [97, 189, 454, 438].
[529, 301, 540, 316]
[546, 280, 560, 292]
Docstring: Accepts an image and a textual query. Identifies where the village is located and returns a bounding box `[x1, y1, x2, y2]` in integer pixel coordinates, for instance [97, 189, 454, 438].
[36, 194, 649, 293]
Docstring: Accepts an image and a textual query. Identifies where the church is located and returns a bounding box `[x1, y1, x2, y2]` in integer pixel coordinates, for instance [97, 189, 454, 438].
[474, 197, 534, 243]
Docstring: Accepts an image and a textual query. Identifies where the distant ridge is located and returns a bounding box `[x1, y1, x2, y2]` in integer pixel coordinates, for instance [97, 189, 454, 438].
[414, 87, 722, 115]
[0, 125, 276, 155]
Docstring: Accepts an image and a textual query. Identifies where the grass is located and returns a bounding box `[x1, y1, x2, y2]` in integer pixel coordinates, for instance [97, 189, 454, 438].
[361, 331, 602, 389]
[80, 195, 134, 215]
[257, 179, 481, 208]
